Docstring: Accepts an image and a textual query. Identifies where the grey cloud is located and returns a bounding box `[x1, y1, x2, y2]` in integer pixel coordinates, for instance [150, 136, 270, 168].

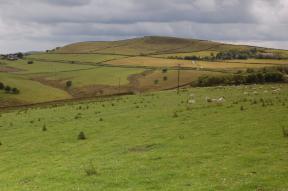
[0, 0, 288, 53]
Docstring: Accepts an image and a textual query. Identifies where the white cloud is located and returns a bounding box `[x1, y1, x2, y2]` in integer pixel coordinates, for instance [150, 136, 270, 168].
[0, 0, 288, 53]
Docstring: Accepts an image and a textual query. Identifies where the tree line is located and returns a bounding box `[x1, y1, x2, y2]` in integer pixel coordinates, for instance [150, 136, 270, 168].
[196, 67, 288, 87]
[0, 82, 20, 94]
[169, 48, 284, 61]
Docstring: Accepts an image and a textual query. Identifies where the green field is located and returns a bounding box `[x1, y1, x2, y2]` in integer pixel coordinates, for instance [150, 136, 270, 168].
[35, 67, 145, 87]
[0, 73, 71, 105]
[27, 53, 127, 64]
[1, 84, 288, 190]
[1, 36, 288, 107]
[2, 60, 93, 74]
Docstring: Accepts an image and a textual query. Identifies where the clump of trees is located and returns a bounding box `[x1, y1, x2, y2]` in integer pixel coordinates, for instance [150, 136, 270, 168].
[0, 82, 20, 94]
[196, 67, 286, 87]
[66, 81, 72, 88]
[168, 48, 284, 61]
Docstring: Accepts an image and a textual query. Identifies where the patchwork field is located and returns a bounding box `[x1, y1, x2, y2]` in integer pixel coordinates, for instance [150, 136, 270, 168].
[1, 84, 288, 190]
[27, 53, 127, 64]
[106, 56, 276, 70]
[1, 36, 288, 107]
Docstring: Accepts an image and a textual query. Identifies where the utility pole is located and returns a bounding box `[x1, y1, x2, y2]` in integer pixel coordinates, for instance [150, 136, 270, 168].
[177, 64, 180, 95]
[118, 77, 121, 94]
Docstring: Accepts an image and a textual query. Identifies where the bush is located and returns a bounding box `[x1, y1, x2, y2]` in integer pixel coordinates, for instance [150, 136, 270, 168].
[282, 127, 288, 137]
[163, 76, 168, 81]
[78, 131, 86, 140]
[162, 68, 168, 73]
[0, 82, 4, 90]
[11, 88, 20, 94]
[42, 125, 47, 132]
[4, 86, 11, 93]
[196, 71, 284, 87]
[27, 61, 34, 64]
[66, 81, 72, 88]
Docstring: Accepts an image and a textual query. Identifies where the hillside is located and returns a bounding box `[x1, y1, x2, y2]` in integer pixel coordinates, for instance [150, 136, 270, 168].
[1, 85, 288, 190]
[1, 36, 288, 107]
[54, 36, 256, 55]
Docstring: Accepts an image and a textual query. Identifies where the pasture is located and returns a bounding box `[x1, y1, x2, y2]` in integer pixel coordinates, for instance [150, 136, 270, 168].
[27, 53, 127, 65]
[1, 36, 288, 107]
[0, 84, 288, 190]
[106, 56, 276, 70]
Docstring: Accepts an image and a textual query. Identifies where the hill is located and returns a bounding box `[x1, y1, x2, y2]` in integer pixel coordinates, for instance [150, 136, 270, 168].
[1, 36, 288, 107]
[54, 36, 256, 55]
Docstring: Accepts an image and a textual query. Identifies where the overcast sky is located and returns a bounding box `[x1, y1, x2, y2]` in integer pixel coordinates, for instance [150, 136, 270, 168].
[1, 0, 288, 53]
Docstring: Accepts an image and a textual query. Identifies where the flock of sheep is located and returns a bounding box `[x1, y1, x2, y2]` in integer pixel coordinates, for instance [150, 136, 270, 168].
[186, 85, 283, 106]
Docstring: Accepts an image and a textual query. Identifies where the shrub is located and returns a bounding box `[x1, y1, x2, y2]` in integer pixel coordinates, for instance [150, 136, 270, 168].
[163, 76, 168, 81]
[12, 88, 20, 94]
[0, 82, 4, 90]
[4, 86, 11, 93]
[42, 125, 47, 132]
[78, 131, 86, 140]
[27, 61, 34, 64]
[162, 68, 168, 73]
[282, 127, 288, 137]
[66, 81, 72, 88]
[154, 80, 159, 85]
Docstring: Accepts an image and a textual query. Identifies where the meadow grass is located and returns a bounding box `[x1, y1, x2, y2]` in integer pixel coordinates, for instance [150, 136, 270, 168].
[27, 53, 126, 64]
[106, 56, 275, 69]
[0, 73, 71, 104]
[2, 60, 93, 74]
[38, 67, 145, 87]
[0, 84, 288, 190]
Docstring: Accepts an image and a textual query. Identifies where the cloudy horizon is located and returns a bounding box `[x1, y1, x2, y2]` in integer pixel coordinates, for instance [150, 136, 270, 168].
[1, 0, 288, 53]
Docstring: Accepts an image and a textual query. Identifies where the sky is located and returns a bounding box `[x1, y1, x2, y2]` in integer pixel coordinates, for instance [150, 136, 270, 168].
[0, 0, 288, 53]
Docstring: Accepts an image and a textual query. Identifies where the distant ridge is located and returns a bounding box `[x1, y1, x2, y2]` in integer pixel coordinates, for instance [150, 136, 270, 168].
[54, 36, 260, 56]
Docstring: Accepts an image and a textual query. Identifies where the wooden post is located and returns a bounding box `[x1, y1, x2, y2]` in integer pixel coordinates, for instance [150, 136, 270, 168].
[177, 64, 180, 95]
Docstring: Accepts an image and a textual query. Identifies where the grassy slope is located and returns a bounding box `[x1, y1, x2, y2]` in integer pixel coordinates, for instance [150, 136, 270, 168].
[2, 60, 93, 74]
[1, 84, 288, 190]
[106, 56, 274, 69]
[55, 36, 249, 55]
[0, 73, 71, 104]
[27, 53, 127, 64]
[40, 67, 145, 87]
[1, 36, 288, 106]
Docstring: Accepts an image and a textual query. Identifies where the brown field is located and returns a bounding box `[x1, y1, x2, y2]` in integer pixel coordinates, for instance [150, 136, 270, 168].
[135, 69, 226, 92]
[106, 56, 276, 70]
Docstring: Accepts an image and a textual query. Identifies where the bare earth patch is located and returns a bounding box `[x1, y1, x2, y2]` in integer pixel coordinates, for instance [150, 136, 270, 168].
[0, 66, 23, 73]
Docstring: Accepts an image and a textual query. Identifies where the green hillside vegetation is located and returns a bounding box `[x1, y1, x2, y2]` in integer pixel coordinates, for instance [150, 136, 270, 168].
[27, 53, 127, 65]
[1, 36, 288, 107]
[1, 84, 288, 190]
[55, 36, 250, 55]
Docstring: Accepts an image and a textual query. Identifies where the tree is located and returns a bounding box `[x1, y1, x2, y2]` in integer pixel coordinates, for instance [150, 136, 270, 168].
[0, 82, 4, 90]
[12, 88, 20, 94]
[16, 52, 23, 59]
[78, 131, 86, 140]
[66, 81, 72, 88]
[4, 86, 11, 93]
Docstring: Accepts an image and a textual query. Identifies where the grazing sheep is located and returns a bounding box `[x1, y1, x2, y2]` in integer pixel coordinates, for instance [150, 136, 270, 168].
[205, 96, 225, 104]
[188, 99, 196, 104]
[243, 92, 249, 95]
[272, 88, 281, 94]
[253, 91, 259, 95]
[263, 90, 269, 94]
